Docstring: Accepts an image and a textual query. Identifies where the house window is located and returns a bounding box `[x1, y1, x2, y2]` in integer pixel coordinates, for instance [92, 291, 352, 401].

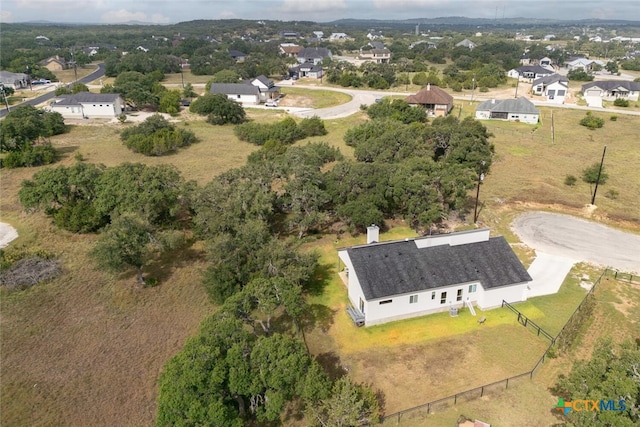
[440, 292, 446, 304]
[237, 95, 241, 99]
[431, 291, 436, 300]
[410, 295, 418, 304]
[456, 289, 463, 301]
[548, 90, 555, 97]
[557, 90, 566, 96]
[469, 284, 477, 293]
[379, 299, 392, 305]
[359, 298, 364, 313]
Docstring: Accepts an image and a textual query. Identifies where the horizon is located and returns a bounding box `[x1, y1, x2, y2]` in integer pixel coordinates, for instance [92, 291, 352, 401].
[1, 0, 640, 26]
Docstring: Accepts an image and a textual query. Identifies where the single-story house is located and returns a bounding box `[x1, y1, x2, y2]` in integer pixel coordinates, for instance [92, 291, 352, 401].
[475, 97, 540, 124]
[50, 93, 124, 119]
[290, 63, 323, 79]
[229, 50, 247, 63]
[210, 75, 280, 105]
[329, 33, 348, 40]
[338, 227, 532, 326]
[0, 71, 29, 90]
[455, 39, 476, 50]
[297, 47, 332, 65]
[405, 84, 454, 117]
[531, 74, 569, 104]
[581, 81, 640, 102]
[40, 55, 68, 71]
[566, 58, 605, 72]
[279, 30, 301, 39]
[358, 48, 392, 64]
[367, 31, 384, 40]
[507, 65, 554, 81]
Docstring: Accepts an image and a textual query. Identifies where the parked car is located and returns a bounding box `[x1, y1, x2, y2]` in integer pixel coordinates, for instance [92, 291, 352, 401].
[265, 99, 279, 107]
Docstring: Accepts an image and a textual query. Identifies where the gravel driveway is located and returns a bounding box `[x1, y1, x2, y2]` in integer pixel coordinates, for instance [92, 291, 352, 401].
[513, 211, 640, 274]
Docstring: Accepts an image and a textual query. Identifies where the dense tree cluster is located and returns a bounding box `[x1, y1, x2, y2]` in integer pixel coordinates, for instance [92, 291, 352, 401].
[0, 105, 66, 168]
[234, 116, 327, 145]
[554, 339, 640, 426]
[101, 71, 166, 110]
[189, 93, 247, 125]
[120, 114, 197, 156]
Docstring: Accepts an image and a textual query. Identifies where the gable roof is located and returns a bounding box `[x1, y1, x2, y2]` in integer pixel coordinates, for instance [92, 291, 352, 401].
[210, 83, 259, 96]
[345, 236, 531, 300]
[54, 93, 121, 105]
[514, 65, 553, 75]
[280, 44, 302, 55]
[532, 74, 568, 86]
[405, 85, 453, 105]
[476, 97, 540, 115]
[291, 64, 323, 72]
[297, 47, 331, 59]
[229, 50, 247, 58]
[252, 75, 274, 88]
[581, 80, 640, 92]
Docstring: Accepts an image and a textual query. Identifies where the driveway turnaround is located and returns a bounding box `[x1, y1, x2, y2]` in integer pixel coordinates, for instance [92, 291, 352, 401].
[513, 211, 640, 274]
[525, 252, 576, 298]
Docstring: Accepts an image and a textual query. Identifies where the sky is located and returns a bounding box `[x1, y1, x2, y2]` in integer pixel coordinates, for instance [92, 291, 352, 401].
[1, 0, 639, 24]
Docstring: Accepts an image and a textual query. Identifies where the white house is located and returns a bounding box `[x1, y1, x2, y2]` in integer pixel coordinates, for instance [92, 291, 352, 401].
[210, 76, 280, 105]
[507, 65, 554, 81]
[358, 48, 392, 64]
[582, 81, 640, 102]
[50, 93, 124, 119]
[566, 58, 605, 72]
[329, 33, 348, 40]
[475, 97, 540, 124]
[455, 39, 476, 50]
[532, 74, 569, 104]
[338, 228, 532, 327]
[290, 63, 323, 79]
[0, 71, 29, 90]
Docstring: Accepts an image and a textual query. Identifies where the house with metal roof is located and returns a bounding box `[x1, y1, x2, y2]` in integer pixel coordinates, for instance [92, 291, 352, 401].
[475, 97, 539, 124]
[405, 84, 454, 117]
[50, 93, 124, 119]
[338, 227, 532, 326]
[532, 74, 569, 104]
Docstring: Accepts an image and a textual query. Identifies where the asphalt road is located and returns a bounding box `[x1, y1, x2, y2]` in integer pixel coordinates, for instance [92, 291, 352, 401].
[512, 211, 640, 274]
[0, 63, 106, 118]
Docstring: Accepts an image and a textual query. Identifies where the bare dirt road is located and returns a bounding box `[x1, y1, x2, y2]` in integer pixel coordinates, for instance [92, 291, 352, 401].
[512, 211, 640, 274]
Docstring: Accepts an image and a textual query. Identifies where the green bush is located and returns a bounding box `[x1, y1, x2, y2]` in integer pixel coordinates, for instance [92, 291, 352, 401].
[121, 114, 196, 156]
[610, 115, 618, 121]
[190, 93, 246, 125]
[234, 117, 311, 146]
[1, 144, 57, 168]
[579, 112, 604, 130]
[298, 116, 328, 137]
[613, 98, 629, 107]
[564, 175, 577, 186]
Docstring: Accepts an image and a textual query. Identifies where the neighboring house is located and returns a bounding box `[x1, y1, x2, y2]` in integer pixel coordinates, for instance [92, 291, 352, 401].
[229, 50, 247, 63]
[329, 33, 348, 40]
[210, 83, 260, 105]
[539, 56, 553, 68]
[566, 58, 605, 72]
[279, 30, 301, 39]
[40, 55, 67, 71]
[368, 41, 385, 50]
[297, 47, 332, 65]
[0, 71, 29, 89]
[405, 84, 454, 117]
[290, 63, 323, 79]
[367, 31, 384, 40]
[507, 65, 554, 81]
[338, 227, 532, 327]
[519, 53, 532, 65]
[209, 76, 280, 105]
[82, 47, 99, 56]
[136, 46, 150, 53]
[475, 97, 540, 124]
[50, 93, 124, 119]
[250, 75, 281, 102]
[532, 74, 569, 104]
[582, 81, 640, 103]
[409, 40, 437, 49]
[279, 43, 302, 57]
[358, 48, 392, 64]
[455, 39, 476, 50]
[313, 31, 324, 39]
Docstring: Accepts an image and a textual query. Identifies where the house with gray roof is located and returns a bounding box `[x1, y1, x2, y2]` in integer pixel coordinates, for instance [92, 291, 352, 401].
[0, 71, 29, 90]
[455, 39, 476, 50]
[475, 97, 540, 124]
[532, 74, 569, 104]
[507, 65, 554, 81]
[338, 228, 532, 326]
[210, 83, 261, 105]
[582, 81, 640, 102]
[297, 47, 332, 65]
[50, 93, 124, 119]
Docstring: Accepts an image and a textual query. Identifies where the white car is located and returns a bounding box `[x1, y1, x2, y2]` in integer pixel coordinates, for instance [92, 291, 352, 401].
[265, 100, 279, 107]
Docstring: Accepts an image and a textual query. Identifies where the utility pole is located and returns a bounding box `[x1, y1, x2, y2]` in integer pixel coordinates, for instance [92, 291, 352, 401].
[470, 74, 476, 105]
[473, 161, 486, 223]
[0, 85, 10, 112]
[514, 75, 520, 98]
[551, 111, 555, 144]
[591, 145, 607, 205]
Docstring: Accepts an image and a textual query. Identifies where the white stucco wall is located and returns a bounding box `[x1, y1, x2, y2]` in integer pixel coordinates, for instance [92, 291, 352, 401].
[225, 93, 259, 105]
[80, 101, 122, 118]
[51, 105, 84, 118]
[478, 282, 528, 309]
[414, 228, 489, 249]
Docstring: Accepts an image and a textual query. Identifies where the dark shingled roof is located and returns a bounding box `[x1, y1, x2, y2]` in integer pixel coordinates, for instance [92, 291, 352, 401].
[514, 65, 553, 75]
[476, 97, 540, 114]
[345, 236, 531, 300]
[405, 85, 453, 105]
[298, 47, 331, 59]
[210, 83, 260, 96]
[581, 80, 640, 92]
[54, 93, 121, 105]
[532, 74, 568, 86]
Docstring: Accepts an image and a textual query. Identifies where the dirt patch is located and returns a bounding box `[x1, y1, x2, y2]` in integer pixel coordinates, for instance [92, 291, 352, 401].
[279, 94, 314, 108]
[0, 257, 62, 290]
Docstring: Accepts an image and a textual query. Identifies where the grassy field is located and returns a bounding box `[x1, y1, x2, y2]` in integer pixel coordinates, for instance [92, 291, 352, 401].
[2, 87, 640, 426]
[279, 87, 352, 109]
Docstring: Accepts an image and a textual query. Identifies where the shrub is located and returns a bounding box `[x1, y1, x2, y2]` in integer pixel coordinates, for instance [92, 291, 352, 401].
[120, 114, 196, 156]
[190, 93, 246, 125]
[582, 162, 609, 185]
[1, 143, 57, 168]
[610, 115, 618, 121]
[298, 116, 328, 137]
[579, 112, 604, 130]
[564, 175, 577, 186]
[613, 98, 629, 107]
[605, 189, 618, 199]
[234, 117, 312, 146]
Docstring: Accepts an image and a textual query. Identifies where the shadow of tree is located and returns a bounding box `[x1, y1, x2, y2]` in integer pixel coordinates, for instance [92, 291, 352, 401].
[305, 263, 333, 297]
[315, 351, 347, 381]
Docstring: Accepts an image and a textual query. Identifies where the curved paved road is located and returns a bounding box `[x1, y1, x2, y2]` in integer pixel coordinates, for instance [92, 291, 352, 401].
[512, 211, 640, 274]
[0, 63, 105, 118]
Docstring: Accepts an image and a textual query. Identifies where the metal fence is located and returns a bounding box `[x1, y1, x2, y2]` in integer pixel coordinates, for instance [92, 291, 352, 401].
[380, 268, 614, 424]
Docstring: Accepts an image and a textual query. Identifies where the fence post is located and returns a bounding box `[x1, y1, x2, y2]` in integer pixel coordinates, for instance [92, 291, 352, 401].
[427, 403, 430, 414]
[506, 378, 509, 389]
[455, 394, 458, 404]
[481, 386, 484, 397]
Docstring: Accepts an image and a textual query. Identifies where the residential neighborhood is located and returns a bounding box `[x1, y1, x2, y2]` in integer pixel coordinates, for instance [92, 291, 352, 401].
[1, 10, 640, 427]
